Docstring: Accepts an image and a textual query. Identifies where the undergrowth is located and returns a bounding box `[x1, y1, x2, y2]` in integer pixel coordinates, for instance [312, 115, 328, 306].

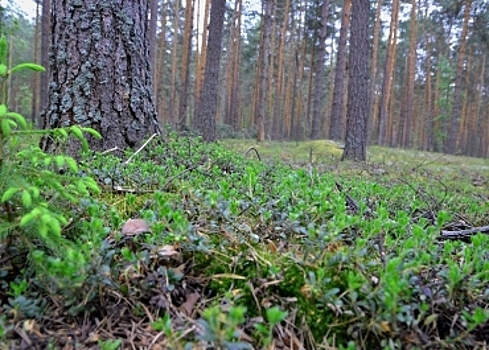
[2, 127, 489, 349]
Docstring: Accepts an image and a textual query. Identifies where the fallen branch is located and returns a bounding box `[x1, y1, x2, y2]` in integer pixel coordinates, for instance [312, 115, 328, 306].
[124, 133, 159, 165]
[244, 147, 261, 161]
[440, 225, 489, 239]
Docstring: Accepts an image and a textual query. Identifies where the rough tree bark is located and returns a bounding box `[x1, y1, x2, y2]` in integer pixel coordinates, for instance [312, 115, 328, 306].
[43, 0, 160, 154]
[342, 0, 370, 161]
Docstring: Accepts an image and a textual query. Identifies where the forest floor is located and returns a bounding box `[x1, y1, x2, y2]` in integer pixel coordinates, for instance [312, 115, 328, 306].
[1, 135, 489, 349]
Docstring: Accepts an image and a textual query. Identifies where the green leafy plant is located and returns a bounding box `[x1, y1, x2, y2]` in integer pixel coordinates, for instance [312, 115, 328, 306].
[0, 34, 101, 296]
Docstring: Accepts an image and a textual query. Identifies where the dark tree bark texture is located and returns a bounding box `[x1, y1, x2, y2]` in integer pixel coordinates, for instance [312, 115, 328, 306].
[342, 0, 370, 161]
[196, 0, 226, 142]
[44, 0, 160, 154]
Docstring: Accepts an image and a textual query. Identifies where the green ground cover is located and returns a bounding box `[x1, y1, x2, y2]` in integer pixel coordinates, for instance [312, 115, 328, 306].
[2, 133, 488, 349]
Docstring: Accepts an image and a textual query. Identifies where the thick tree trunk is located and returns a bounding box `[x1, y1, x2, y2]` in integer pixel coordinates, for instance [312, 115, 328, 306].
[341, 0, 370, 161]
[44, 0, 160, 154]
[196, 0, 226, 142]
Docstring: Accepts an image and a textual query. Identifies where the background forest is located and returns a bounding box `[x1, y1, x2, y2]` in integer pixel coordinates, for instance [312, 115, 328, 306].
[1, 0, 489, 349]
[2, 0, 489, 157]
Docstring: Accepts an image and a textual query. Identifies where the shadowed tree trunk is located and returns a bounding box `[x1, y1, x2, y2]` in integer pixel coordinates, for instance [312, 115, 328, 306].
[377, 0, 399, 145]
[271, 0, 289, 139]
[367, 0, 382, 143]
[329, 0, 351, 141]
[446, 0, 472, 154]
[43, 0, 160, 154]
[400, 0, 416, 147]
[156, 2, 168, 125]
[196, 0, 226, 142]
[342, 0, 370, 161]
[310, 0, 330, 140]
[178, 0, 194, 128]
[256, 0, 273, 142]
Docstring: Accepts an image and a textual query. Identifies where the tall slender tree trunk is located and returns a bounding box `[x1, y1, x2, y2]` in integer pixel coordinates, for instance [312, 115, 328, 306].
[156, 2, 168, 125]
[400, 0, 416, 147]
[224, 0, 241, 128]
[377, 0, 399, 145]
[310, 0, 330, 139]
[169, 0, 181, 125]
[329, 0, 351, 141]
[342, 0, 370, 161]
[367, 0, 383, 143]
[193, 0, 210, 129]
[256, 0, 273, 142]
[475, 54, 485, 157]
[178, 0, 194, 128]
[423, 32, 434, 151]
[149, 0, 158, 97]
[446, 0, 472, 154]
[196, 0, 226, 142]
[272, 0, 290, 139]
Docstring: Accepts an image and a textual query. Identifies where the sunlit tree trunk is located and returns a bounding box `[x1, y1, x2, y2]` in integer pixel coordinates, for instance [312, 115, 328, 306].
[377, 0, 399, 145]
[193, 0, 210, 129]
[342, 0, 370, 161]
[310, 0, 330, 140]
[446, 0, 472, 154]
[329, 0, 351, 141]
